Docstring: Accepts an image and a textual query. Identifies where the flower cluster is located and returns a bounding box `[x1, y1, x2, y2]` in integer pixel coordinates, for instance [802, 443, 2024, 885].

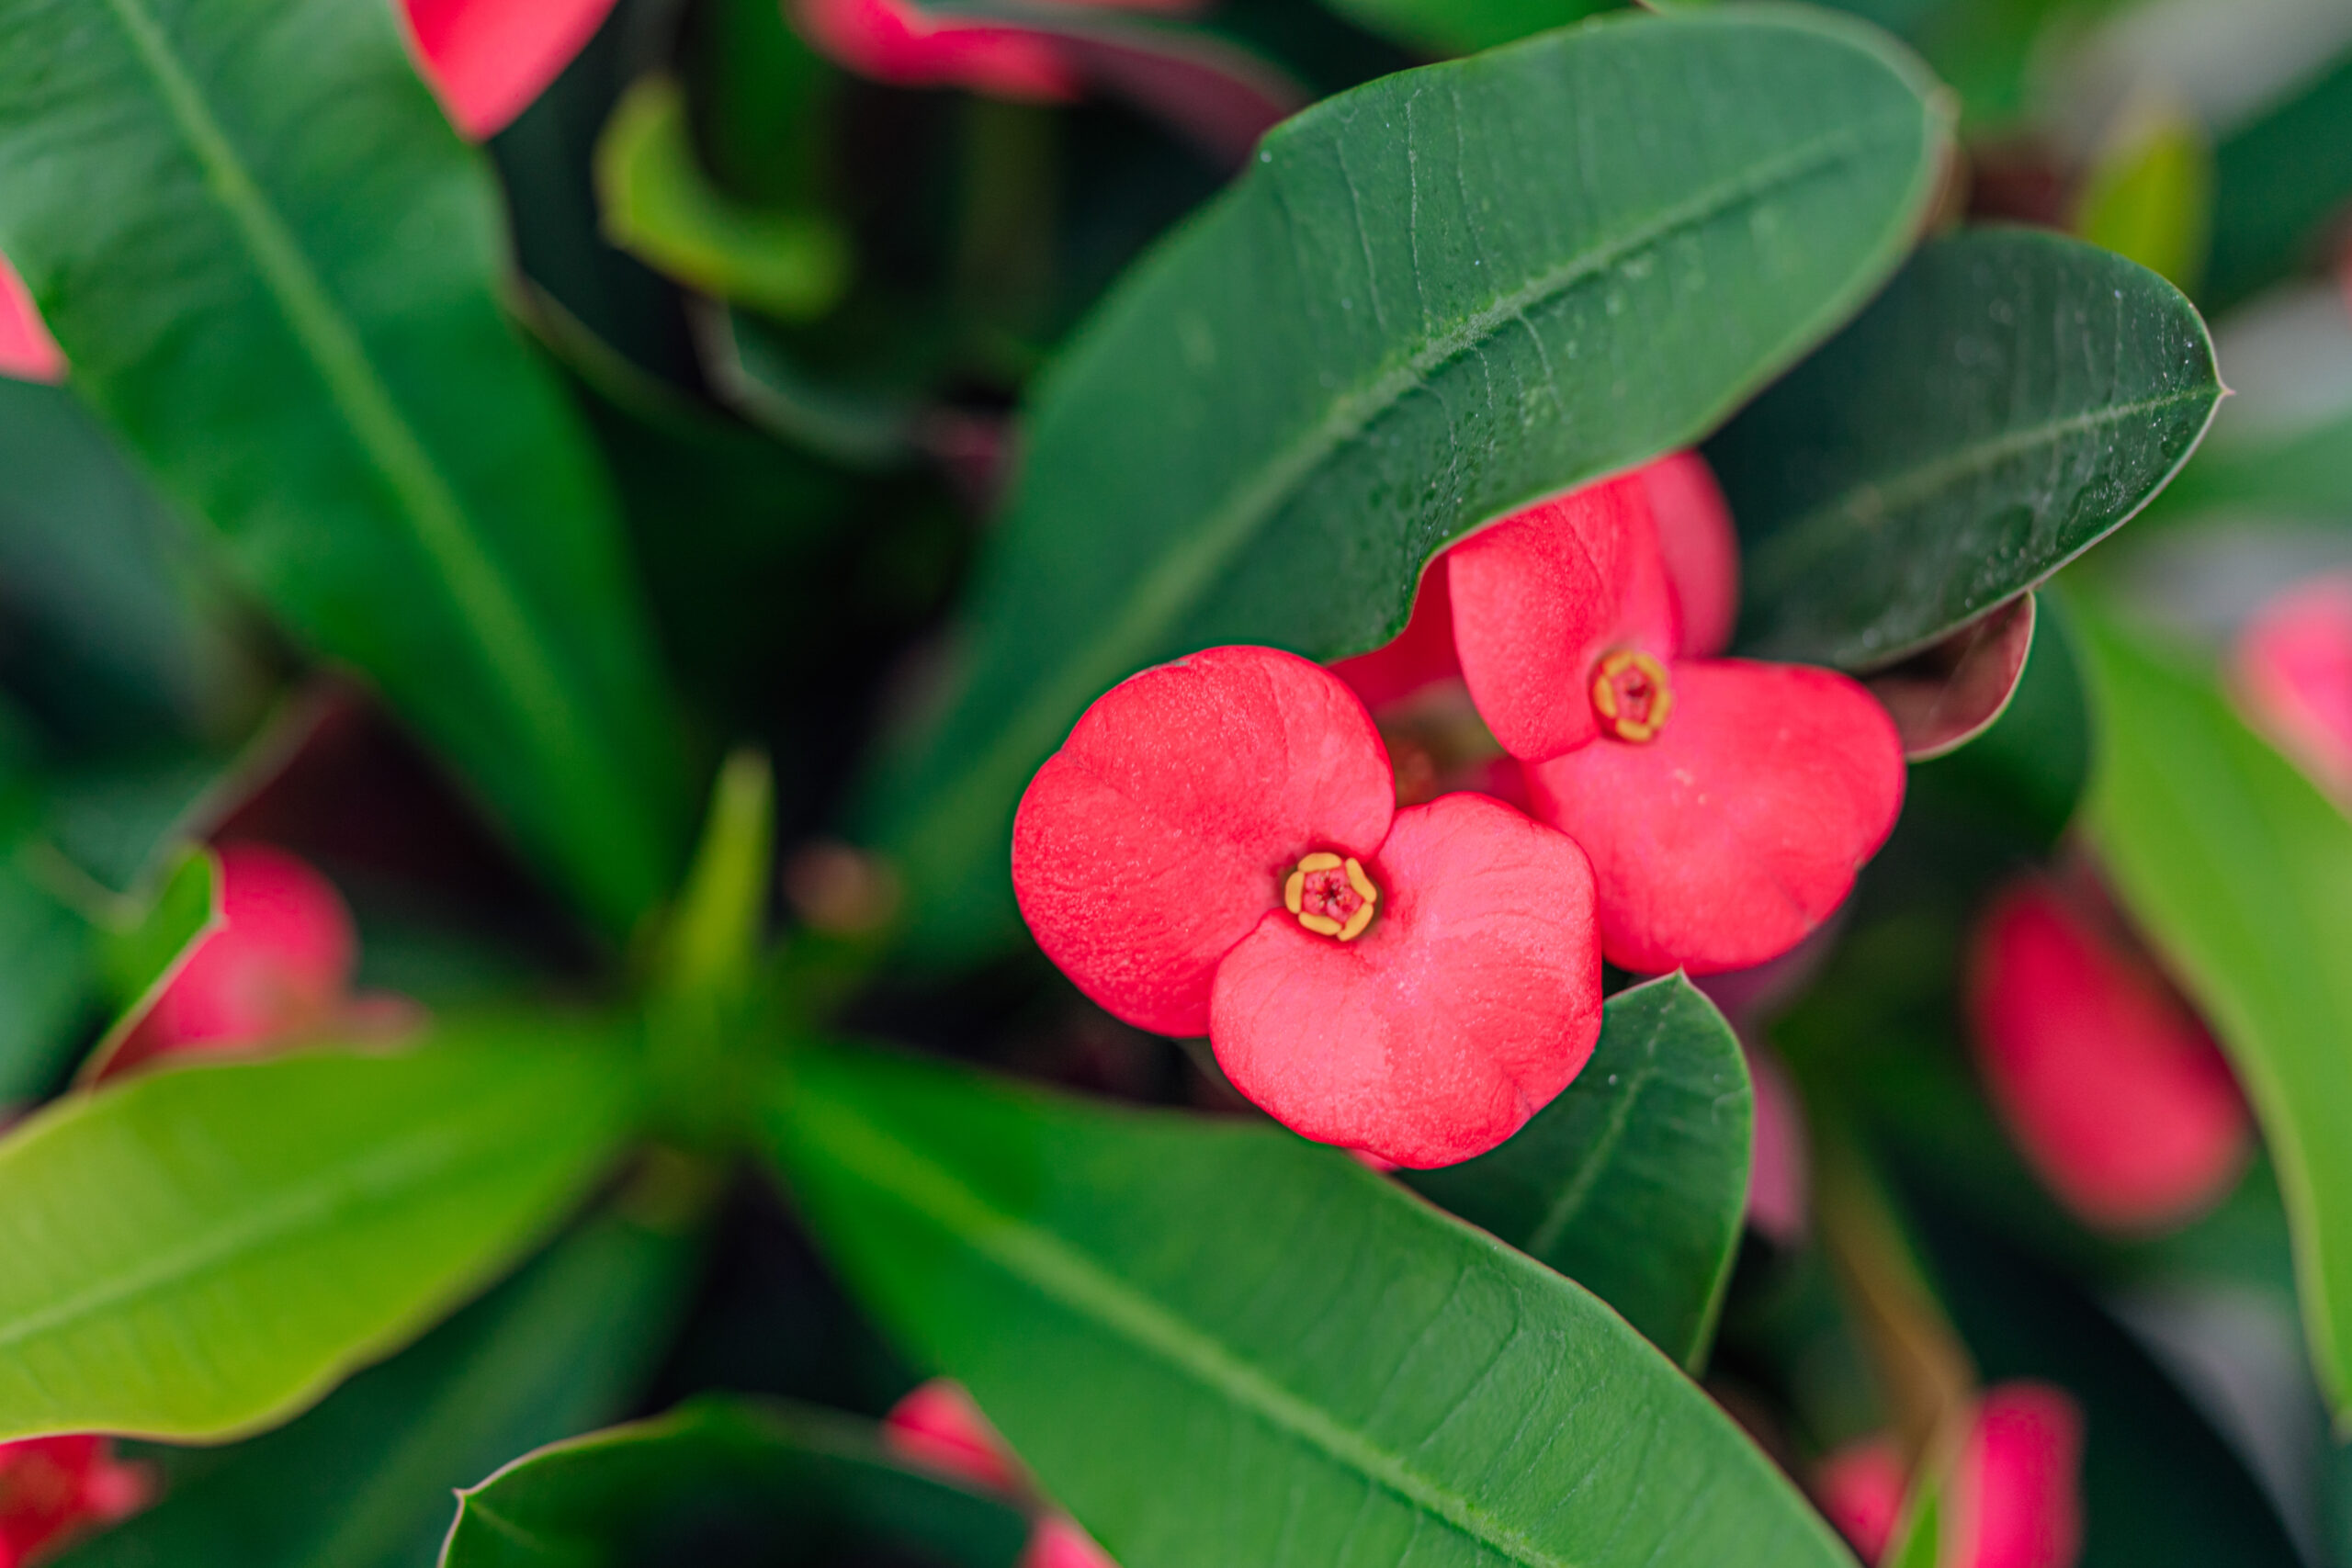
[1013, 455, 1905, 1165]
[0, 1436, 147, 1567]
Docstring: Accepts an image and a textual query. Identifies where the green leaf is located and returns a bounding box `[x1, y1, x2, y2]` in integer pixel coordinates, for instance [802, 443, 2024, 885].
[2145, 404, 2352, 525]
[96, 843, 220, 1012]
[59, 1206, 696, 1568]
[2076, 604, 2352, 1416]
[0, 840, 96, 1100]
[861, 8, 1950, 960]
[0, 0, 689, 935]
[0, 1019, 640, 1441]
[1314, 0, 1617, 56]
[2206, 51, 2352, 312]
[439, 1395, 1030, 1568]
[651, 749, 775, 1005]
[1710, 229, 2222, 669]
[594, 76, 850, 322]
[2074, 103, 2213, 294]
[761, 1041, 1856, 1568]
[1405, 976, 1749, 1371]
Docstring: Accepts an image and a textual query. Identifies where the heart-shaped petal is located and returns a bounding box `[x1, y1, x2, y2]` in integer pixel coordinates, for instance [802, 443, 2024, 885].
[1640, 451, 1740, 659]
[1209, 792, 1600, 1168]
[1013, 647, 1394, 1037]
[1447, 474, 1679, 762]
[1523, 660, 1904, 974]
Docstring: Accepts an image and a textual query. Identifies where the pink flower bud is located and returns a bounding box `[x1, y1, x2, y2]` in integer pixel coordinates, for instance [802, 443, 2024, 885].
[2231, 572, 2352, 804]
[1949, 1383, 2084, 1568]
[399, 0, 618, 141]
[0, 254, 63, 385]
[0, 1436, 150, 1565]
[1816, 1434, 1905, 1562]
[1968, 874, 2248, 1230]
[882, 1378, 1025, 1495]
[105, 843, 358, 1079]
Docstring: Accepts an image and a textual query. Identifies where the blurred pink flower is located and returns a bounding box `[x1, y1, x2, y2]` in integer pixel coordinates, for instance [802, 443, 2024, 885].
[883, 1379, 1116, 1567]
[0, 254, 62, 386]
[2232, 572, 2352, 804]
[400, 0, 618, 140]
[1816, 1433, 1905, 1562]
[0, 1436, 149, 1566]
[1815, 1383, 2085, 1568]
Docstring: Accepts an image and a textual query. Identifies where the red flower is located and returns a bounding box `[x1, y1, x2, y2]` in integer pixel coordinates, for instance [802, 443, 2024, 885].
[1967, 872, 2248, 1231]
[0, 1436, 149, 1567]
[399, 0, 618, 140]
[100, 843, 362, 1081]
[1443, 464, 1905, 975]
[1815, 1384, 2084, 1568]
[2232, 572, 2352, 804]
[883, 1380, 1117, 1568]
[1012, 645, 1602, 1167]
[0, 254, 62, 386]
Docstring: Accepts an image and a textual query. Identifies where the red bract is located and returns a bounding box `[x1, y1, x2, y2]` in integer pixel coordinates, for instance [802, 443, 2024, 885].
[1968, 874, 2248, 1231]
[1639, 449, 1740, 659]
[2232, 572, 2352, 803]
[1447, 467, 1903, 974]
[882, 1381, 1116, 1568]
[1949, 1383, 2084, 1568]
[0, 254, 63, 385]
[400, 0, 617, 140]
[0, 1436, 149, 1567]
[1012, 645, 1602, 1167]
[103, 843, 358, 1079]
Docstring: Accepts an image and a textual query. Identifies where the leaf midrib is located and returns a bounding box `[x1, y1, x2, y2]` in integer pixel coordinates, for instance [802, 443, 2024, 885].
[893, 104, 1928, 863]
[790, 1090, 1588, 1568]
[96, 0, 596, 786]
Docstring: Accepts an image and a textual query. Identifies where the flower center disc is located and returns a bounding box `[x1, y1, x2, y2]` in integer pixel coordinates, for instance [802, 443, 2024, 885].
[1283, 852, 1380, 941]
[1591, 649, 1674, 743]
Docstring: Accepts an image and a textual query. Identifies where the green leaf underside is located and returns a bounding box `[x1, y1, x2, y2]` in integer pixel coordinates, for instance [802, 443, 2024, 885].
[1407, 976, 1750, 1371]
[2077, 607, 2352, 1415]
[1711, 228, 2222, 670]
[440, 1396, 1030, 1568]
[763, 1042, 1853, 1568]
[61, 1210, 694, 1568]
[0, 0, 687, 933]
[0, 1023, 638, 1441]
[860, 7, 1948, 960]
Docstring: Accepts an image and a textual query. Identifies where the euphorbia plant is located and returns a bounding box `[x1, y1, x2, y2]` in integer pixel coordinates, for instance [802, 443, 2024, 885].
[8, 0, 2352, 1563]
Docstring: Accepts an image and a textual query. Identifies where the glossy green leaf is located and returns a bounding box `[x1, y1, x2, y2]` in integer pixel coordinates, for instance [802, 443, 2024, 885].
[2077, 605, 2352, 1415]
[862, 8, 1949, 959]
[594, 76, 849, 322]
[1314, 0, 1615, 56]
[0, 1020, 640, 1441]
[441, 1395, 1029, 1568]
[0, 0, 689, 934]
[762, 1041, 1856, 1568]
[2206, 51, 2352, 312]
[59, 1206, 695, 1568]
[2075, 104, 2213, 294]
[1406, 976, 1749, 1371]
[1711, 229, 2222, 669]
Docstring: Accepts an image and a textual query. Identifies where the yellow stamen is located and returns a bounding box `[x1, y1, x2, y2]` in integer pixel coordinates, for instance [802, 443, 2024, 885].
[1299, 912, 1344, 937]
[1344, 856, 1378, 903]
[1590, 649, 1674, 744]
[1283, 851, 1381, 942]
[1283, 869, 1306, 914]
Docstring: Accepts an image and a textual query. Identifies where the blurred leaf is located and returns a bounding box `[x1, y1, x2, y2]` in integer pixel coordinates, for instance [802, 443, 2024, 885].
[761, 1040, 1858, 1568]
[2145, 404, 2352, 524]
[653, 750, 775, 1005]
[2075, 103, 2213, 294]
[1904, 1189, 2306, 1568]
[1311, 0, 1616, 56]
[1712, 229, 2222, 669]
[96, 844, 220, 1010]
[2206, 51, 2352, 312]
[1406, 975, 1750, 1371]
[0, 841, 96, 1101]
[2077, 605, 2352, 1417]
[594, 76, 850, 322]
[862, 9, 1950, 961]
[699, 307, 922, 470]
[59, 1205, 696, 1568]
[439, 1394, 1029, 1568]
[0, 0, 689, 935]
[0, 1020, 639, 1441]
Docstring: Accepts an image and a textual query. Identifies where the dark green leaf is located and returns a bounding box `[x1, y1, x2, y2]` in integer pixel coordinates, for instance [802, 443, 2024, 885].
[761, 1041, 1856, 1568]
[0, 0, 689, 934]
[0, 1019, 640, 1440]
[59, 1206, 696, 1568]
[1711, 228, 2222, 669]
[2076, 604, 2352, 1416]
[1311, 0, 1615, 57]
[1406, 975, 1750, 1371]
[861, 9, 1949, 960]
[439, 1395, 1030, 1568]
[0, 839, 96, 1100]
[2206, 51, 2352, 313]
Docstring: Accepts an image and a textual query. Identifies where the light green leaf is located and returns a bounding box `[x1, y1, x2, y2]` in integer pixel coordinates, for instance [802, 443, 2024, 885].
[2075, 102, 2213, 294]
[59, 1206, 695, 1568]
[2077, 604, 2352, 1416]
[0, 1019, 640, 1441]
[1406, 975, 1750, 1371]
[762, 1041, 1856, 1568]
[0, 0, 689, 934]
[650, 749, 775, 1006]
[1711, 229, 2222, 669]
[440, 1394, 1030, 1568]
[860, 8, 1951, 961]
[594, 76, 849, 322]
